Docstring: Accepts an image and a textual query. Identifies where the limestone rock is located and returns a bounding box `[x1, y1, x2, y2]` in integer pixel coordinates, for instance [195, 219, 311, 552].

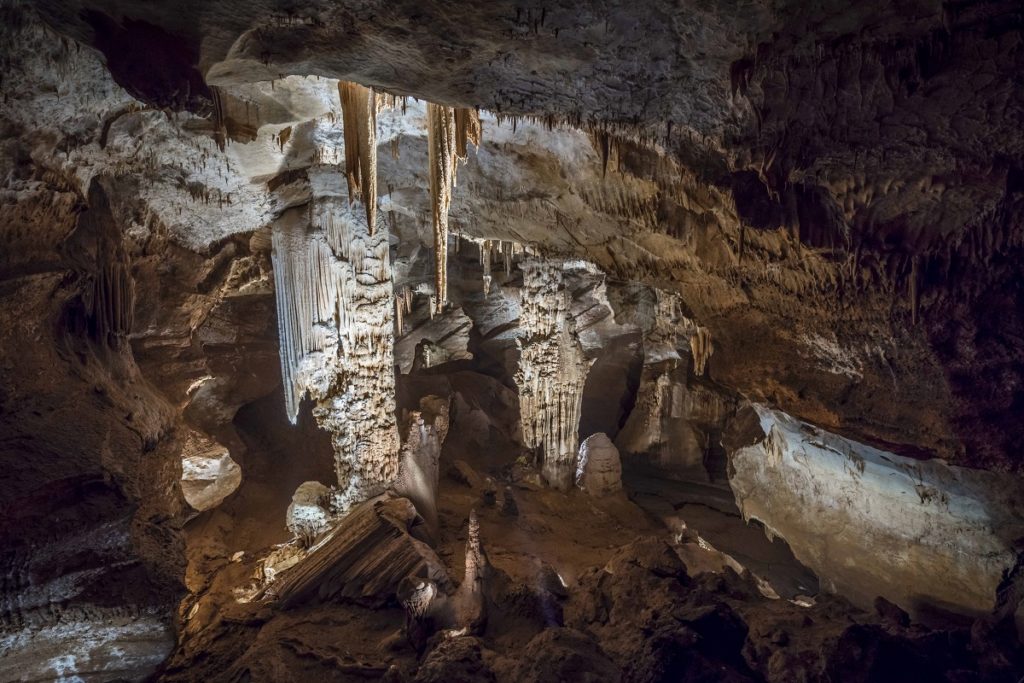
[285, 481, 331, 546]
[272, 495, 448, 608]
[575, 433, 623, 497]
[515, 259, 594, 489]
[727, 404, 1024, 619]
[180, 433, 241, 511]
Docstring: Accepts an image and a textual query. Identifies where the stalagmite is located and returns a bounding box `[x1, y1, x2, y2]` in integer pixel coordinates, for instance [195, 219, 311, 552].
[453, 510, 488, 633]
[394, 396, 450, 538]
[338, 82, 378, 234]
[615, 288, 716, 477]
[271, 165, 400, 512]
[286, 481, 332, 547]
[514, 259, 594, 489]
[427, 104, 480, 314]
[690, 326, 713, 376]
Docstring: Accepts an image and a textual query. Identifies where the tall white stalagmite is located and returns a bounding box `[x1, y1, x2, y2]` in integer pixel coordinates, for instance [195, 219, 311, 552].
[514, 259, 594, 489]
[272, 166, 400, 513]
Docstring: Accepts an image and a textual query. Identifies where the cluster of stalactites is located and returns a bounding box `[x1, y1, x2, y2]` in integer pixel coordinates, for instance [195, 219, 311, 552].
[272, 195, 394, 425]
[395, 285, 413, 334]
[462, 237, 522, 296]
[88, 231, 135, 348]
[514, 260, 593, 487]
[338, 82, 378, 235]
[690, 326, 713, 376]
[428, 104, 481, 315]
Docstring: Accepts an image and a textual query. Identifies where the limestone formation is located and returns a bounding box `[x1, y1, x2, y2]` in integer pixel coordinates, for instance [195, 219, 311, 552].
[514, 259, 595, 489]
[5, 3, 1024, 681]
[427, 104, 480, 314]
[690, 326, 713, 376]
[338, 81, 378, 234]
[453, 510, 488, 633]
[394, 395, 451, 537]
[286, 481, 332, 547]
[271, 495, 448, 608]
[575, 433, 623, 496]
[272, 167, 400, 511]
[180, 433, 242, 511]
[728, 404, 1024, 619]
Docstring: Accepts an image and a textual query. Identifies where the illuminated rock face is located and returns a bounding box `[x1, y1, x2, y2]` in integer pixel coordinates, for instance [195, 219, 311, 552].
[728, 404, 1024, 619]
[272, 168, 400, 512]
[514, 259, 595, 489]
[4, 3, 1024, 681]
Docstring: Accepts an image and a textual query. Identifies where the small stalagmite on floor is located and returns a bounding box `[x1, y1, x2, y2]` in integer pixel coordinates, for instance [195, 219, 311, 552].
[576, 432, 622, 496]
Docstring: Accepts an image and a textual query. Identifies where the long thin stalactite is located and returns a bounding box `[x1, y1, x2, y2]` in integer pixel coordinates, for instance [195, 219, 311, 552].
[427, 104, 480, 315]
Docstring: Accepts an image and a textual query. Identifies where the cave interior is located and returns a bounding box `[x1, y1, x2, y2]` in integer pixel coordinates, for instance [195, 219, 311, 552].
[2, 1, 1024, 681]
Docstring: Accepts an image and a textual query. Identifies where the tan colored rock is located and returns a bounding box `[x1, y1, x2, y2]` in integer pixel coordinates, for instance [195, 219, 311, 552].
[180, 433, 241, 511]
[728, 404, 1024, 619]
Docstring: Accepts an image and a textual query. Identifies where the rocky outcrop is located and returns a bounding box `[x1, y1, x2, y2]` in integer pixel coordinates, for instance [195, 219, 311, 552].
[727, 404, 1024, 620]
[180, 434, 242, 512]
[270, 495, 448, 609]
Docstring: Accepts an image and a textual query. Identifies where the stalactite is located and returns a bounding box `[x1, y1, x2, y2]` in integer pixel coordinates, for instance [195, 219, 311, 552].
[454, 108, 482, 158]
[210, 85, 227, 152]
[481, 239, 492, 296]
[690, 326, 713, 376]
[338, 81, 378, 235]
[514, 259, 594, 489]
[427, 103, 457, 315]
[427, 104, 480, 315]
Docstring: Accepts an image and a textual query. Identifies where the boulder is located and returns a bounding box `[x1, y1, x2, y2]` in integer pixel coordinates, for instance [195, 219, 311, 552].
[575, 433, 622, 496]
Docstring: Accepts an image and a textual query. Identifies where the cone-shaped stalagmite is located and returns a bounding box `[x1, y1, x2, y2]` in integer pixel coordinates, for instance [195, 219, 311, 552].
[338, 82, 378, 235]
